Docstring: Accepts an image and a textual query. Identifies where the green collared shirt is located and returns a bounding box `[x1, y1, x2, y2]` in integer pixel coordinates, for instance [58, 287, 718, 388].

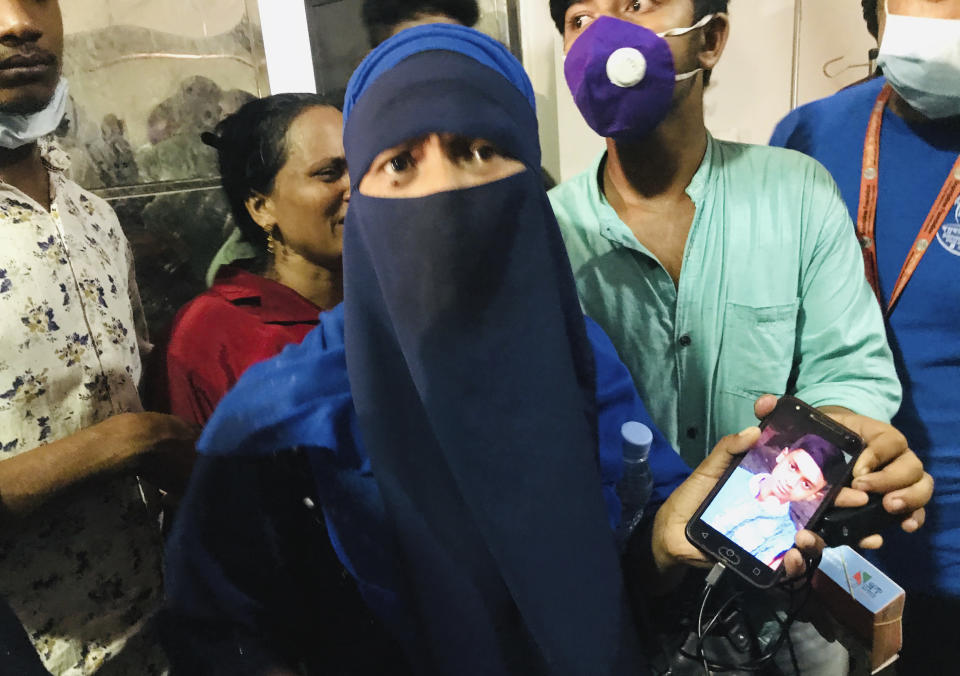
[549, 135, 900, 467]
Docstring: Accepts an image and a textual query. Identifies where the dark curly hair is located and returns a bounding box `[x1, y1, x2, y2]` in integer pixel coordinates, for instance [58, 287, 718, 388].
[201, 93, 340, 254]
[362, 0, 480, 47]
[862, 0, 879, 39]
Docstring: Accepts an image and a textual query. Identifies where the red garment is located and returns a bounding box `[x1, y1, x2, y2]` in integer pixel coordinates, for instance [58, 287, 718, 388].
[162, 266, 322, 426]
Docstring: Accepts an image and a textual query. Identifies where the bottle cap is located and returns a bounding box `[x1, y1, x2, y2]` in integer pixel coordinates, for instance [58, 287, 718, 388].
[621, 421, 653, 451]
[606, 47, 647, 88]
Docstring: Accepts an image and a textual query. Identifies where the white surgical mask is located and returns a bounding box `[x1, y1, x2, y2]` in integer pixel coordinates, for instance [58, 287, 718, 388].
[877, 2, 960, 119]
[0, 77, 68, 149]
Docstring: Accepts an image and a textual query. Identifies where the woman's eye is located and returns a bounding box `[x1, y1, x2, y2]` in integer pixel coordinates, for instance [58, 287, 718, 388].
[387, 152, 414, 174]
[315, 169, 340, 182]
[628, 1, 643, 11]
[469, 142, 499, 163]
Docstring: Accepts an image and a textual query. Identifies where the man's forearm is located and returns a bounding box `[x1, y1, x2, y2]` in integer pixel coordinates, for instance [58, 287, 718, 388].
[0, 415, 139, 515]
[0, 412, 195, 516]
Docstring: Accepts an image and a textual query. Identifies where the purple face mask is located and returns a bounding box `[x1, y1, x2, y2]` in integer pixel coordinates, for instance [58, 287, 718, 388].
[564, 15, 710, 140]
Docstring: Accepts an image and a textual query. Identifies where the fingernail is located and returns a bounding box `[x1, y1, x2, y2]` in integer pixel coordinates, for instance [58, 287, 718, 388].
[738, 426, 760, 437]
[889, 498, 905, 511]
[852, 479, 870, 491]
[904, 519, 919, 532]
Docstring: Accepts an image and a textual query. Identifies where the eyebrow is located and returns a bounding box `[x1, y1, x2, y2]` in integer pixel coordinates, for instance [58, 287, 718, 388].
[798, 462, 824, 484]
[563, 0, 613, 17]
[310, 157, 347, 169]
[379, 135, 430, 153]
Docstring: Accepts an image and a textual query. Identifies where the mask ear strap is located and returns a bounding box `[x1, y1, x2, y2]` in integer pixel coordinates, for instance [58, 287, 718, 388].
[675, 67, 704, 82]
[658, 12, 715, 39]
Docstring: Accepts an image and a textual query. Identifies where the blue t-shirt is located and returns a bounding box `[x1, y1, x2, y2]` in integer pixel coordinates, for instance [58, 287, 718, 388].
[772, 77, 960, 598]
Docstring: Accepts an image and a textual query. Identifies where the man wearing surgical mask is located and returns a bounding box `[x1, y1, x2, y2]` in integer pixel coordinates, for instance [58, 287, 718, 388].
[771, 0, 960, 669]
[548, 0, 933, 672]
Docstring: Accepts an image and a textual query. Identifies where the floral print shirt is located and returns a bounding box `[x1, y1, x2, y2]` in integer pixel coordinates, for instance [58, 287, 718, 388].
[0, 142, 166, 675]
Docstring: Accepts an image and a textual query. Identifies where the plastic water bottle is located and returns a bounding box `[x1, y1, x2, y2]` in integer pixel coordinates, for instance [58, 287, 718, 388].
[616, 421, 654, 551]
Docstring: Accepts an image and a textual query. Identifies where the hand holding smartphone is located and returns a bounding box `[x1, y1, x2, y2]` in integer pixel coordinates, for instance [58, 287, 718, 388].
[685, 396, 864, 588]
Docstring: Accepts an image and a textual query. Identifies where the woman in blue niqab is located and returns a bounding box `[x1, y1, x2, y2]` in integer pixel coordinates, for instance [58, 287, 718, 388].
[162, 23, 690, 676]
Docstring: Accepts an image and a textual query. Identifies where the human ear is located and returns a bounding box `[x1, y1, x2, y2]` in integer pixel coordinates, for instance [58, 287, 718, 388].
[697, 13, 730, 73]
[245, 192, 276, 232]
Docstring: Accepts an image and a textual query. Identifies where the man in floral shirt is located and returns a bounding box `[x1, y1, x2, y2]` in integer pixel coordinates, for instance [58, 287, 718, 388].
[0, 1, 197, 674]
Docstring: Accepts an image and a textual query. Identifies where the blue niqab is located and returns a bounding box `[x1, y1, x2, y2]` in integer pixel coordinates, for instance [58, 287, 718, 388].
[339, 25, 643, 675]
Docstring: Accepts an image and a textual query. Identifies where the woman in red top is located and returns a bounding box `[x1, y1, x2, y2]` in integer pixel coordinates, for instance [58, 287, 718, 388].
[162, 94, 349, 425]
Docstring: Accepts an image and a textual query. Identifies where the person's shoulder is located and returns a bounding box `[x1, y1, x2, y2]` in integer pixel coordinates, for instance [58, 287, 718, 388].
[58, 175, 120, 223]
[166, 283, 262, 353]
[54, 173, 132, 259]
[725, 142, 849, 239]
[175, 277, 253, 323]
[803, 76, 886, 117]
[548, 153, 610, 267]
[196, 304, 349, 458]
[715, 137, 833, 184]
[194, 301, 343, 373]
[771, 77, 885, 149]
[548, 152, 605, 224]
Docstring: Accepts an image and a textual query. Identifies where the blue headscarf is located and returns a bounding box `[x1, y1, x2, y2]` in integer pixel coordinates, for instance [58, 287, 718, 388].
[343, 22, 535, 122]
[340, 24, 643, 675]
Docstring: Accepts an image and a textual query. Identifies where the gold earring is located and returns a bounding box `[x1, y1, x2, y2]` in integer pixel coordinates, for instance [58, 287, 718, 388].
[266, 226, 276, 255]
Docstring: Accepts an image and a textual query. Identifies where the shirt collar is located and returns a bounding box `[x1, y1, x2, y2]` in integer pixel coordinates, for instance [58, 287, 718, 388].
[685, 132, 715, 202]
[590, 133, 717, 251]
[211, 265, 324, 324]
[39, 138, 70, 174]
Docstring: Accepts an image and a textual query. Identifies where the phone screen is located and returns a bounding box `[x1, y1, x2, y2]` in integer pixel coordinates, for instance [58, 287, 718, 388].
[687, 397, 862, 586]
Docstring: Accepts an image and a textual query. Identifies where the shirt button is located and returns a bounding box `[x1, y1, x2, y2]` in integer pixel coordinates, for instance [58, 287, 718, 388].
[686, 427, 698, 439]
[678, 334, 692, 347]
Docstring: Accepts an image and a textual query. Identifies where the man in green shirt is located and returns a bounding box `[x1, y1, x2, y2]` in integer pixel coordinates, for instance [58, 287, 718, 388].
[549, 0, 933, 671]
[549, 0, 917, 469]
[551, 132, 898, 467]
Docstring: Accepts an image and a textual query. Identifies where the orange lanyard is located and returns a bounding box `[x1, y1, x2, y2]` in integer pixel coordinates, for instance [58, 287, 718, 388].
[857, 83, 960, 316]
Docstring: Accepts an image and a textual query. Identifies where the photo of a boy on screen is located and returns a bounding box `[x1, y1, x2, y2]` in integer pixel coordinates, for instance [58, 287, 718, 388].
[701, 431, 847, 569]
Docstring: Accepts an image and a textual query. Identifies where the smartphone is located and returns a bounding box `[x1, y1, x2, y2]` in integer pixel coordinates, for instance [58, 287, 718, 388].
[685, 396, 864, 588]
